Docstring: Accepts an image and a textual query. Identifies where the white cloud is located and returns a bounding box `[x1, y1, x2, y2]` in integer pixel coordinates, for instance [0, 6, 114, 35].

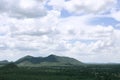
[111, 10, 120, 21]
[66, 0, 117, 14]
[0, 0, 119, 63]
[0, 0, 47, 18]
[48, 0, 117, 14]
[48, 0, 65, 10]
[0, 13, 118, 62]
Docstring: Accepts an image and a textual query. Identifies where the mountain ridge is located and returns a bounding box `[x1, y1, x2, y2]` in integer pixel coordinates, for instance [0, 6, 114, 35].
[15, 54, 83, 67]
[0, 60, 9, 65]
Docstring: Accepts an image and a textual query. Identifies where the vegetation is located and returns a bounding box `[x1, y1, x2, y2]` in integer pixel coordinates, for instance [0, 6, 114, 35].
[0, 64, 120, 80]
[1, 63, 18, 69]
[0, 60, 9, 65]
[15, 55, 83, 67]
[0, 55, 120, 80]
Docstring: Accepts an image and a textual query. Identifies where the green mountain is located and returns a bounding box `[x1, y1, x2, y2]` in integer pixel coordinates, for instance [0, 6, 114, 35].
[15, 54, 83, 67]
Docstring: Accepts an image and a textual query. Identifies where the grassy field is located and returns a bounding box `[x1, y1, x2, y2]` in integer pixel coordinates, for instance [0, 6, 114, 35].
[0, 64, 120, 80]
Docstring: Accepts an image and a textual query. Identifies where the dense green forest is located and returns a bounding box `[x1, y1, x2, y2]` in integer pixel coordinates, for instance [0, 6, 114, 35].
[0, 64, 120, 80]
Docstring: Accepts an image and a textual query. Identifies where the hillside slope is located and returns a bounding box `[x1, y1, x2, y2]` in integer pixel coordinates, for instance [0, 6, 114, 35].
[15, 55, 83, 67]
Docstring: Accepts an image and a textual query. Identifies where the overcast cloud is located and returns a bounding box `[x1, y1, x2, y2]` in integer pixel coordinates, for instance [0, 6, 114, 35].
[0, 0, 120, 63]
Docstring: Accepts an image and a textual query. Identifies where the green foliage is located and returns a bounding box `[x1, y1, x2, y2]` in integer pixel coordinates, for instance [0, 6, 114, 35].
[15, 55, 83, 67]
[1, 63, 18, 69]
[0, 64, 120, 80]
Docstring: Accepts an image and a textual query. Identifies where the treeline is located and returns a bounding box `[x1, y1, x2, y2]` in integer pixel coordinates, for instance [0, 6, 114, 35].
[0, 64, 120, 80]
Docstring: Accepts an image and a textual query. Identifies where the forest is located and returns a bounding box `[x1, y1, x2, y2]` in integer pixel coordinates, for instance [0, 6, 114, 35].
[0, 63, 120, 80]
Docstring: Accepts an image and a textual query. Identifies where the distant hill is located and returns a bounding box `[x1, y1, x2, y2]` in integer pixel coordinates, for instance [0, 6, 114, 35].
[1, 63, 18, 69]
[15, 54, 84, 67]
[0, 60, 9, 65]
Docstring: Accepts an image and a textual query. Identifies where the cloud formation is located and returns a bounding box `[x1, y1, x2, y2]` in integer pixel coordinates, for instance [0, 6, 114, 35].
[0, 0, 47, 18]
[48, 0, 117, 14]
[0, 0, 119, 63]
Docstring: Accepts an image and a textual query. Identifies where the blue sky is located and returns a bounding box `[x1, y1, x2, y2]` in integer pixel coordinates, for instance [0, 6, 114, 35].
[0, 0, 120, 63]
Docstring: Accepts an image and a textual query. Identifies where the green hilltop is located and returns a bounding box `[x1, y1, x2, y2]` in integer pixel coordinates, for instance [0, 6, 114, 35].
[15, 54, 84, 67]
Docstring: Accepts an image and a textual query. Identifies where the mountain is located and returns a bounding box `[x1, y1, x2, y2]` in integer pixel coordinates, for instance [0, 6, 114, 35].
[0, 60, 9, 65]
[15, 54, 83, 67]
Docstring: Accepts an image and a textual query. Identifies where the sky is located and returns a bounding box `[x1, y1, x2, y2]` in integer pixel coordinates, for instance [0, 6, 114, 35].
[0, 0, 120, 63]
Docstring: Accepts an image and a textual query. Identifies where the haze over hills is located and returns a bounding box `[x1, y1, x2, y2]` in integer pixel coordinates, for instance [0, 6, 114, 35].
[0, 60, 9, 65]
[15, 54, 83, 67]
